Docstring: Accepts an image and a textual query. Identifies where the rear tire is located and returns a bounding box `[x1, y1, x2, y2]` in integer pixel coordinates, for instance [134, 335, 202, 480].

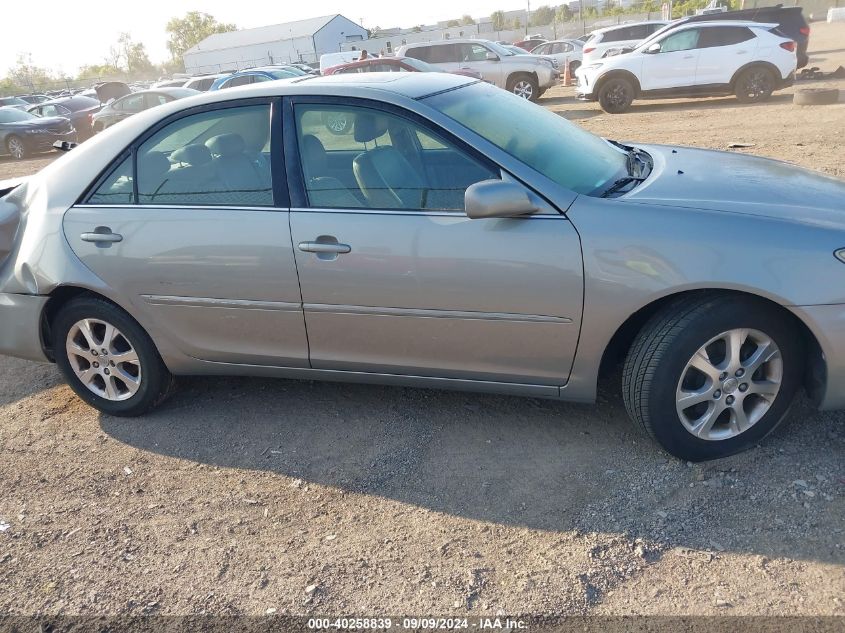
[597, 77, 634, 113]
[734, 66, 776, 103]
[52, 296, 174, 417]
[507, 74, 540, 101]
[622, 293, 802, 461]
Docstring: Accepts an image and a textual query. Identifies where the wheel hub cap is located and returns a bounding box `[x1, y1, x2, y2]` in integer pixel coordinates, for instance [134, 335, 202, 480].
[66, 318, 142, 401]
[676, 328, 782, 441]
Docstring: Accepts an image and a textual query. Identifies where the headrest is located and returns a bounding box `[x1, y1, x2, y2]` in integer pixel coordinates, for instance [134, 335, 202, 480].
[206, 133, 245, 157]
[170, 143, 212, 166]
[353, 112, 388, 143]
[301, 134, 327, 168]
[138, 151, 170, 178]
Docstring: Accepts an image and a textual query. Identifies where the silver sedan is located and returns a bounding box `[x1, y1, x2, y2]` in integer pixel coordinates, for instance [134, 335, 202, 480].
[1, 73, 843, 462]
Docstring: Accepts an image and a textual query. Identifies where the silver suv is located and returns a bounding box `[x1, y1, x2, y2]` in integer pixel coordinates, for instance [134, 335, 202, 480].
[396, 39, 558, 101]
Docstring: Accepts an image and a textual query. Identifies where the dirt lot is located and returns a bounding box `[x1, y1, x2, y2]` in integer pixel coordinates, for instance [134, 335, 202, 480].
[0, 23, 843, 621]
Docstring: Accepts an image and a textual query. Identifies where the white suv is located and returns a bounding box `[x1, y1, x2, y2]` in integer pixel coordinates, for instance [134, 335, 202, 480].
[575, 21, 797, 113]
[582, 21, 669, 65]
[396, 39, 559, 101]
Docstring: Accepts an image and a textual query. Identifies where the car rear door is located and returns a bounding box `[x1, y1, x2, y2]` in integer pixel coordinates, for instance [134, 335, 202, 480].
[285, 99, 583, 388]
[63, 98, 309, 367]
[694, 26, 758, 86]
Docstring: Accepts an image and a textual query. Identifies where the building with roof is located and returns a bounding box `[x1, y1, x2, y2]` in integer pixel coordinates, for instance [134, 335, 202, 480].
[183, 14, 367, 74]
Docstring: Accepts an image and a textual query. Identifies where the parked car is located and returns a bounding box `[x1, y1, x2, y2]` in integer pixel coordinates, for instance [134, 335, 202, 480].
[397, 39, 558, 101]
[0, 97, 31, 111]
[93, 81, 132, 103]
[91, 88, 200, 132]
[210, 67, 302, 90]
[582, 21, 669, 65]
[513, 38, 547, 51]
[320, 51, 362, 74]
[183, 74, 229, 92]
[0, 106, 76, 159]
[530, 39, 585, 74]
[576, 21, 797, 113]
[289, 63, 320, 75]
[152, 79, 188, 88]
[16, 95, 50, 105]
[1, 73, 843, 462]
[27, 96, 101, 140]
[501, 45, 529, 55]
[324, 56, 483, 80]
[672, 6, 811, 68]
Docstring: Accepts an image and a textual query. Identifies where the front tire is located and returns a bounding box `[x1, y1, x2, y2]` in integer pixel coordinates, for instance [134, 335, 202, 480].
[734, 66, 776, 103]
[6, 135, 27, 160]
[622, 294, 802, 461]
[52, 296, 174, 416]
[597, 77, 634, 113]
[507, 74, 539, 101]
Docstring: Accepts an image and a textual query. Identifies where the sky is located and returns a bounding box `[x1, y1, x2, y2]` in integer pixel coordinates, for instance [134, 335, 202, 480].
[2, 0, 531, 76]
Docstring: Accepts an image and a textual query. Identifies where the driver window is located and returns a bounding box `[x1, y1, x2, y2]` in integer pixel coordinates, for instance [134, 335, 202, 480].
[294, 104, 498, 212]
[658, 29, 701, 52]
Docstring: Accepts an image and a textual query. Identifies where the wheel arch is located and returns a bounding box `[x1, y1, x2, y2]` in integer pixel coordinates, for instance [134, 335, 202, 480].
[598, 288, 826, 406]
[595, 70, 642, 97]
[729, 61, 781, 89]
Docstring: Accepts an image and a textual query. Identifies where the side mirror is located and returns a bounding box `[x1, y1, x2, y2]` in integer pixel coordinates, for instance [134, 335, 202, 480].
[465, 180, 538, 219]
[645, 43, 661, 54]
[485, 51, 500, 61]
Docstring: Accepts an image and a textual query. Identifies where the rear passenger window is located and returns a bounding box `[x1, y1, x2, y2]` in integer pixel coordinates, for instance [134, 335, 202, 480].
[698, 26, 756, 47]
[88, 105, 274, 207]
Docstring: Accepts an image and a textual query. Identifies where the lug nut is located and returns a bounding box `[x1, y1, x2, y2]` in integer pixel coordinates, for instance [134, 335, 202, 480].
[726, 395, 735, 405]
[101, 349, 108, 356]
[736, 368, 745, 378]
[104, 368, 110, 375]
[91, 350, 98, 356]
[713, 390, 722, 399]
[739, 383, 748, 392]
[719, 372, 728, 381]
[92, 362, 99, 368]
[110, 361, 115, 367]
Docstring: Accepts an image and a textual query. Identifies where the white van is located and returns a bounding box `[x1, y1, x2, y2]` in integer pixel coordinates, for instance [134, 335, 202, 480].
[319, 51, 361, 74]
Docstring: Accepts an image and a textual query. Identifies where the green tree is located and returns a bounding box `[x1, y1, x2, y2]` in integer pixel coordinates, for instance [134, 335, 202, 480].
[491, 10, 507, 30]
[531, 5, 554, 26]
[555, 4, 574, 22]
[447, 19, 461, 27]
[165, 11, 237, 61]
[460, 14, 476, 25]
[7, 54, 56, 92]
[412, 25, 424, 32]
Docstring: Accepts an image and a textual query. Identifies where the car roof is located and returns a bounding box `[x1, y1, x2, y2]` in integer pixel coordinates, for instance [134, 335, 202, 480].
[669, 20, 778, 30]
[591, 20, 668, 35]
[123, 88, 200, 98]
[401, 38, 494, 48]
[34, 95, 100, 109]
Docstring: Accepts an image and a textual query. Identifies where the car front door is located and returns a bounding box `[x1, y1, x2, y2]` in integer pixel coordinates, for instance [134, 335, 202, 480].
[63, 99, 309, 367]
[640, 27, 703, 91]
[286, 100, 583, 387]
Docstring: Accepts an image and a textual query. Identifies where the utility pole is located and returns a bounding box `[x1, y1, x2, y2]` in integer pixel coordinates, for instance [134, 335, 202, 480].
[526, 0, 531, 36]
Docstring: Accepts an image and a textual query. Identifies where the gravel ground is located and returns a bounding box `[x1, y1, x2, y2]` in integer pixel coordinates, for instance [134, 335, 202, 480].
[0, 22, 843, 620]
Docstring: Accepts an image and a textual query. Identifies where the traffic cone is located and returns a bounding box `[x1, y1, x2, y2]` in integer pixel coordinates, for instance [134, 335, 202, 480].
[563, 61, 572, 87]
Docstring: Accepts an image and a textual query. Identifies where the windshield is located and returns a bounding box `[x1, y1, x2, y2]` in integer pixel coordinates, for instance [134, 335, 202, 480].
[268, 69, 298, 79]
[0, 108, 36, 123]
[400, 57, 443, 72]
[427, 82, 626, 195]
[485, 41, 516, 57]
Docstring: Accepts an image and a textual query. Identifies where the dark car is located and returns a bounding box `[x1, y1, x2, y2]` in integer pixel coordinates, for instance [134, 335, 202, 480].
[513, 38, 547, 51]
[0, 107, 76, 160]
[0, 97, 30, 111]
[183, 74, 229, 92]
[27, 96, 101, 140]
[91, 88, 200, 132]
[323, 56, 483, 80]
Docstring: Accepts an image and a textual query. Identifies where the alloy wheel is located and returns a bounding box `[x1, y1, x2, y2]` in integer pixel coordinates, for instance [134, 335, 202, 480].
[7, 137, 24, 160]
[325, 113, 349, 134]
[740, 70, 773, 100]
[513, 80, 534, 100]
[675, 328, 782, 441]
[65, 318, 142, 401]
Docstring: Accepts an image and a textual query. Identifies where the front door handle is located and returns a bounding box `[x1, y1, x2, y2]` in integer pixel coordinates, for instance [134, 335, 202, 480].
[298, 241, 351, 254]
[81, 227, 123, 244]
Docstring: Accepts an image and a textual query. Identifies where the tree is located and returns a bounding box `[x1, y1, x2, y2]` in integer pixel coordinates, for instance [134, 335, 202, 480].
[555, 4, 574, 22]
[531, 5, 554, 26]
[165, 11, 237, 61]
[447, 19, 461, 27]
[512, 17, 522, 29]
[460, 14, 476, 25]
[109, 33, 155, 76]
[412, 25, 424, 32]
[491, 10, 507, 31]
[5, 54, 56, 93]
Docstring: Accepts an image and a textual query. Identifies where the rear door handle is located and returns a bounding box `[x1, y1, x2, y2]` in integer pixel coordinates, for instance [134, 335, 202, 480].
[81, 227, 123, 244]
[298, 241, 351, 254]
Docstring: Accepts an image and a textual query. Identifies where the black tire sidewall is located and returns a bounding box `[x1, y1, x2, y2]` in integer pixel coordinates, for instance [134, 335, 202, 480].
[508, 74, 539, 101]
[645, 301, 801, 461]
[52, 297, 170, 417]
[736, 67, 774, 103]
[598, 78, 633, 113]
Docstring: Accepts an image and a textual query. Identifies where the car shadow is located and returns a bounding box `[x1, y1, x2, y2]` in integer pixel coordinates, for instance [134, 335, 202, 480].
[100, 373, 844, 565]
[0, 355, 63, 407]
